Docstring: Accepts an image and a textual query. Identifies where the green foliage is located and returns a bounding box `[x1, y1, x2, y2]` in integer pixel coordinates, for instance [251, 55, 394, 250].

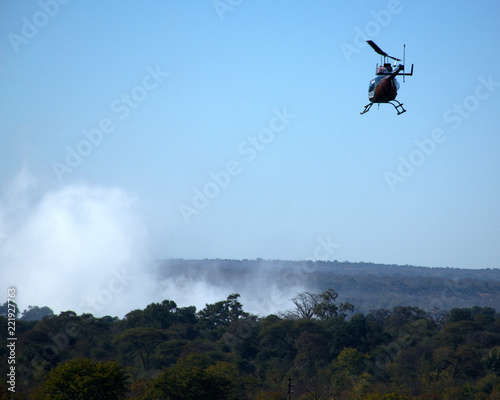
[258, 319, 298, 364]
[21, 306, 54, 321]
[448, 307, 474, 323]
[313, 288, 354, 320]
[198, 293, 248, 331]
[436, 319, 485, 348]
[383, 306, 430, 336]
[121, 300, 197, 331]
[332, 347, 370, 393]
[334, 347, 370, 377]
[482, 346, 500, 375]
[156, 259, 500, 315]
[145, 354, 240, 400]
[431, 345, 485, 381]
[114, 328, 167, 371]
[0, 301, 20, 319]
[284, 289, 354, 320]
[35, 358, 128, 400]
[6, 288, 499, 400]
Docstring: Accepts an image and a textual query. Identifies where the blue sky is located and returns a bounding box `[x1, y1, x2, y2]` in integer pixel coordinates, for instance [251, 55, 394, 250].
[2, 1, 500, 313]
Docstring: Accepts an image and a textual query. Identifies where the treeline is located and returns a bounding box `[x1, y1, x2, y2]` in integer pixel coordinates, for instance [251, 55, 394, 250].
[1, 290, 500, 399]
[157, 259, 500, 314]
[0, 304, 54, 321]
[158, 259, 500, 281]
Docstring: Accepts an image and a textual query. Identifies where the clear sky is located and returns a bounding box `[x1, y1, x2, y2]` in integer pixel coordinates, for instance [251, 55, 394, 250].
[1, 1, 500, 315]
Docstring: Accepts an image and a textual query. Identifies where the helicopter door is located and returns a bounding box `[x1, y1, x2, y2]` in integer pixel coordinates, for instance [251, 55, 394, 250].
[368, 79, 375, 101]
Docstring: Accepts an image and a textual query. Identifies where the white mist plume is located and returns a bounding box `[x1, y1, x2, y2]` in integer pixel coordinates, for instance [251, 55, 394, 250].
[154, 260, 305, 317]
[0, 167, 155, 317]
[0, 167, 307, 319]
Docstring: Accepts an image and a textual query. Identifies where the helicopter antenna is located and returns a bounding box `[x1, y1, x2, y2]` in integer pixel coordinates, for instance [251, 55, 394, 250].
[403, 44, 406, 83]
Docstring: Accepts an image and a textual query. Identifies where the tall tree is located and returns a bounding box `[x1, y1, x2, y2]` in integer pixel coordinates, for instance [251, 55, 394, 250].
[287, 292, 319, 320]
[313, 289, 354, 320]
[114, 328, 167, 371]
[285, 289, 353, 320]
[141, 300, 178, 329]
[198, 294, 248, 331]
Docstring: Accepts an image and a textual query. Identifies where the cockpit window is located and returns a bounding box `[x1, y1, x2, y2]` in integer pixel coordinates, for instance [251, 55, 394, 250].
[368, 80, 375, 92]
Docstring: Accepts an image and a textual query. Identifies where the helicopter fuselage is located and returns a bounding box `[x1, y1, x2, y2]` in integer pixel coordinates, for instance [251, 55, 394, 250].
[368, 66, 400, 103]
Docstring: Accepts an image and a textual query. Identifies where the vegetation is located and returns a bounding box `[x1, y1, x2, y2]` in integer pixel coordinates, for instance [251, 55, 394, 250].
[156, 259, 500, 314]
[2, 287, 500, 399]
[33, 358, 128, 400]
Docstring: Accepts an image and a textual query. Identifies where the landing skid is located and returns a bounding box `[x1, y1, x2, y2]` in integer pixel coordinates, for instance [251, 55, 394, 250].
[360, 100, 407, 115]
[360, 103, 373, 115]
[389, 100, 406, 115]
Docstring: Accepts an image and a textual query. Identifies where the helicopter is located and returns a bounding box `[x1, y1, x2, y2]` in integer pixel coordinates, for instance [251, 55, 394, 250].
[360, 40, 414, 115]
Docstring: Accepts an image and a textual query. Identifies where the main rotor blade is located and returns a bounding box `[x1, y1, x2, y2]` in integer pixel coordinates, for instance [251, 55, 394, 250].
[367, 40, 386, 56]
[366, 40, 401, 61]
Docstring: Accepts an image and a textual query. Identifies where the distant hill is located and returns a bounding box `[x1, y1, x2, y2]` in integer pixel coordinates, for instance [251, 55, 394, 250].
[155, 259, 500, 315]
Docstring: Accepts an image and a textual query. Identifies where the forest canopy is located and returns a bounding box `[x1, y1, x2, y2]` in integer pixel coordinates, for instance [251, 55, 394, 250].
[2, 286, 500, 399]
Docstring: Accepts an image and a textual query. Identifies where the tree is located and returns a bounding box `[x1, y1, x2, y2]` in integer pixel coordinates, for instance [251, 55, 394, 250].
[176, 305, 197, 325]
[198, 293, 248, 331]
[258, 319, 299, 363]
[331, 347, 371, 395]
[122, 309, 144, 329]
[0, 301, 20, 319]
[294, 331, 329, 372]
[21, 306, 54, 321]
[78, 314, 110, 345]
[471, 306, 496, 326]
[141, 300, 178, 329]
[313, 289, 354, 320]
[383, 306, 430, 336]
[432, 345, 485, 381]
[482, 346, 500, 376]
[35, 358, 128, 400]
[285, 289, 353, 320]
[37, 311, 79, 337]
[436, 320, 484, 347]
[386, 344, 433, 392]
[146, 354, 240, 400]
[114, 328, 167, 371]
[333, 347, 370, 377]
[223, 315, 259, 360]
[286, 292, 319, 320]
[448, 308, 473, 323]
[367, 309, 391, 327]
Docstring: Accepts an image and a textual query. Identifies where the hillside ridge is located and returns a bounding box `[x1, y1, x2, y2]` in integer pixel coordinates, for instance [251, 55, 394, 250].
[156, 259, 500, 314]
